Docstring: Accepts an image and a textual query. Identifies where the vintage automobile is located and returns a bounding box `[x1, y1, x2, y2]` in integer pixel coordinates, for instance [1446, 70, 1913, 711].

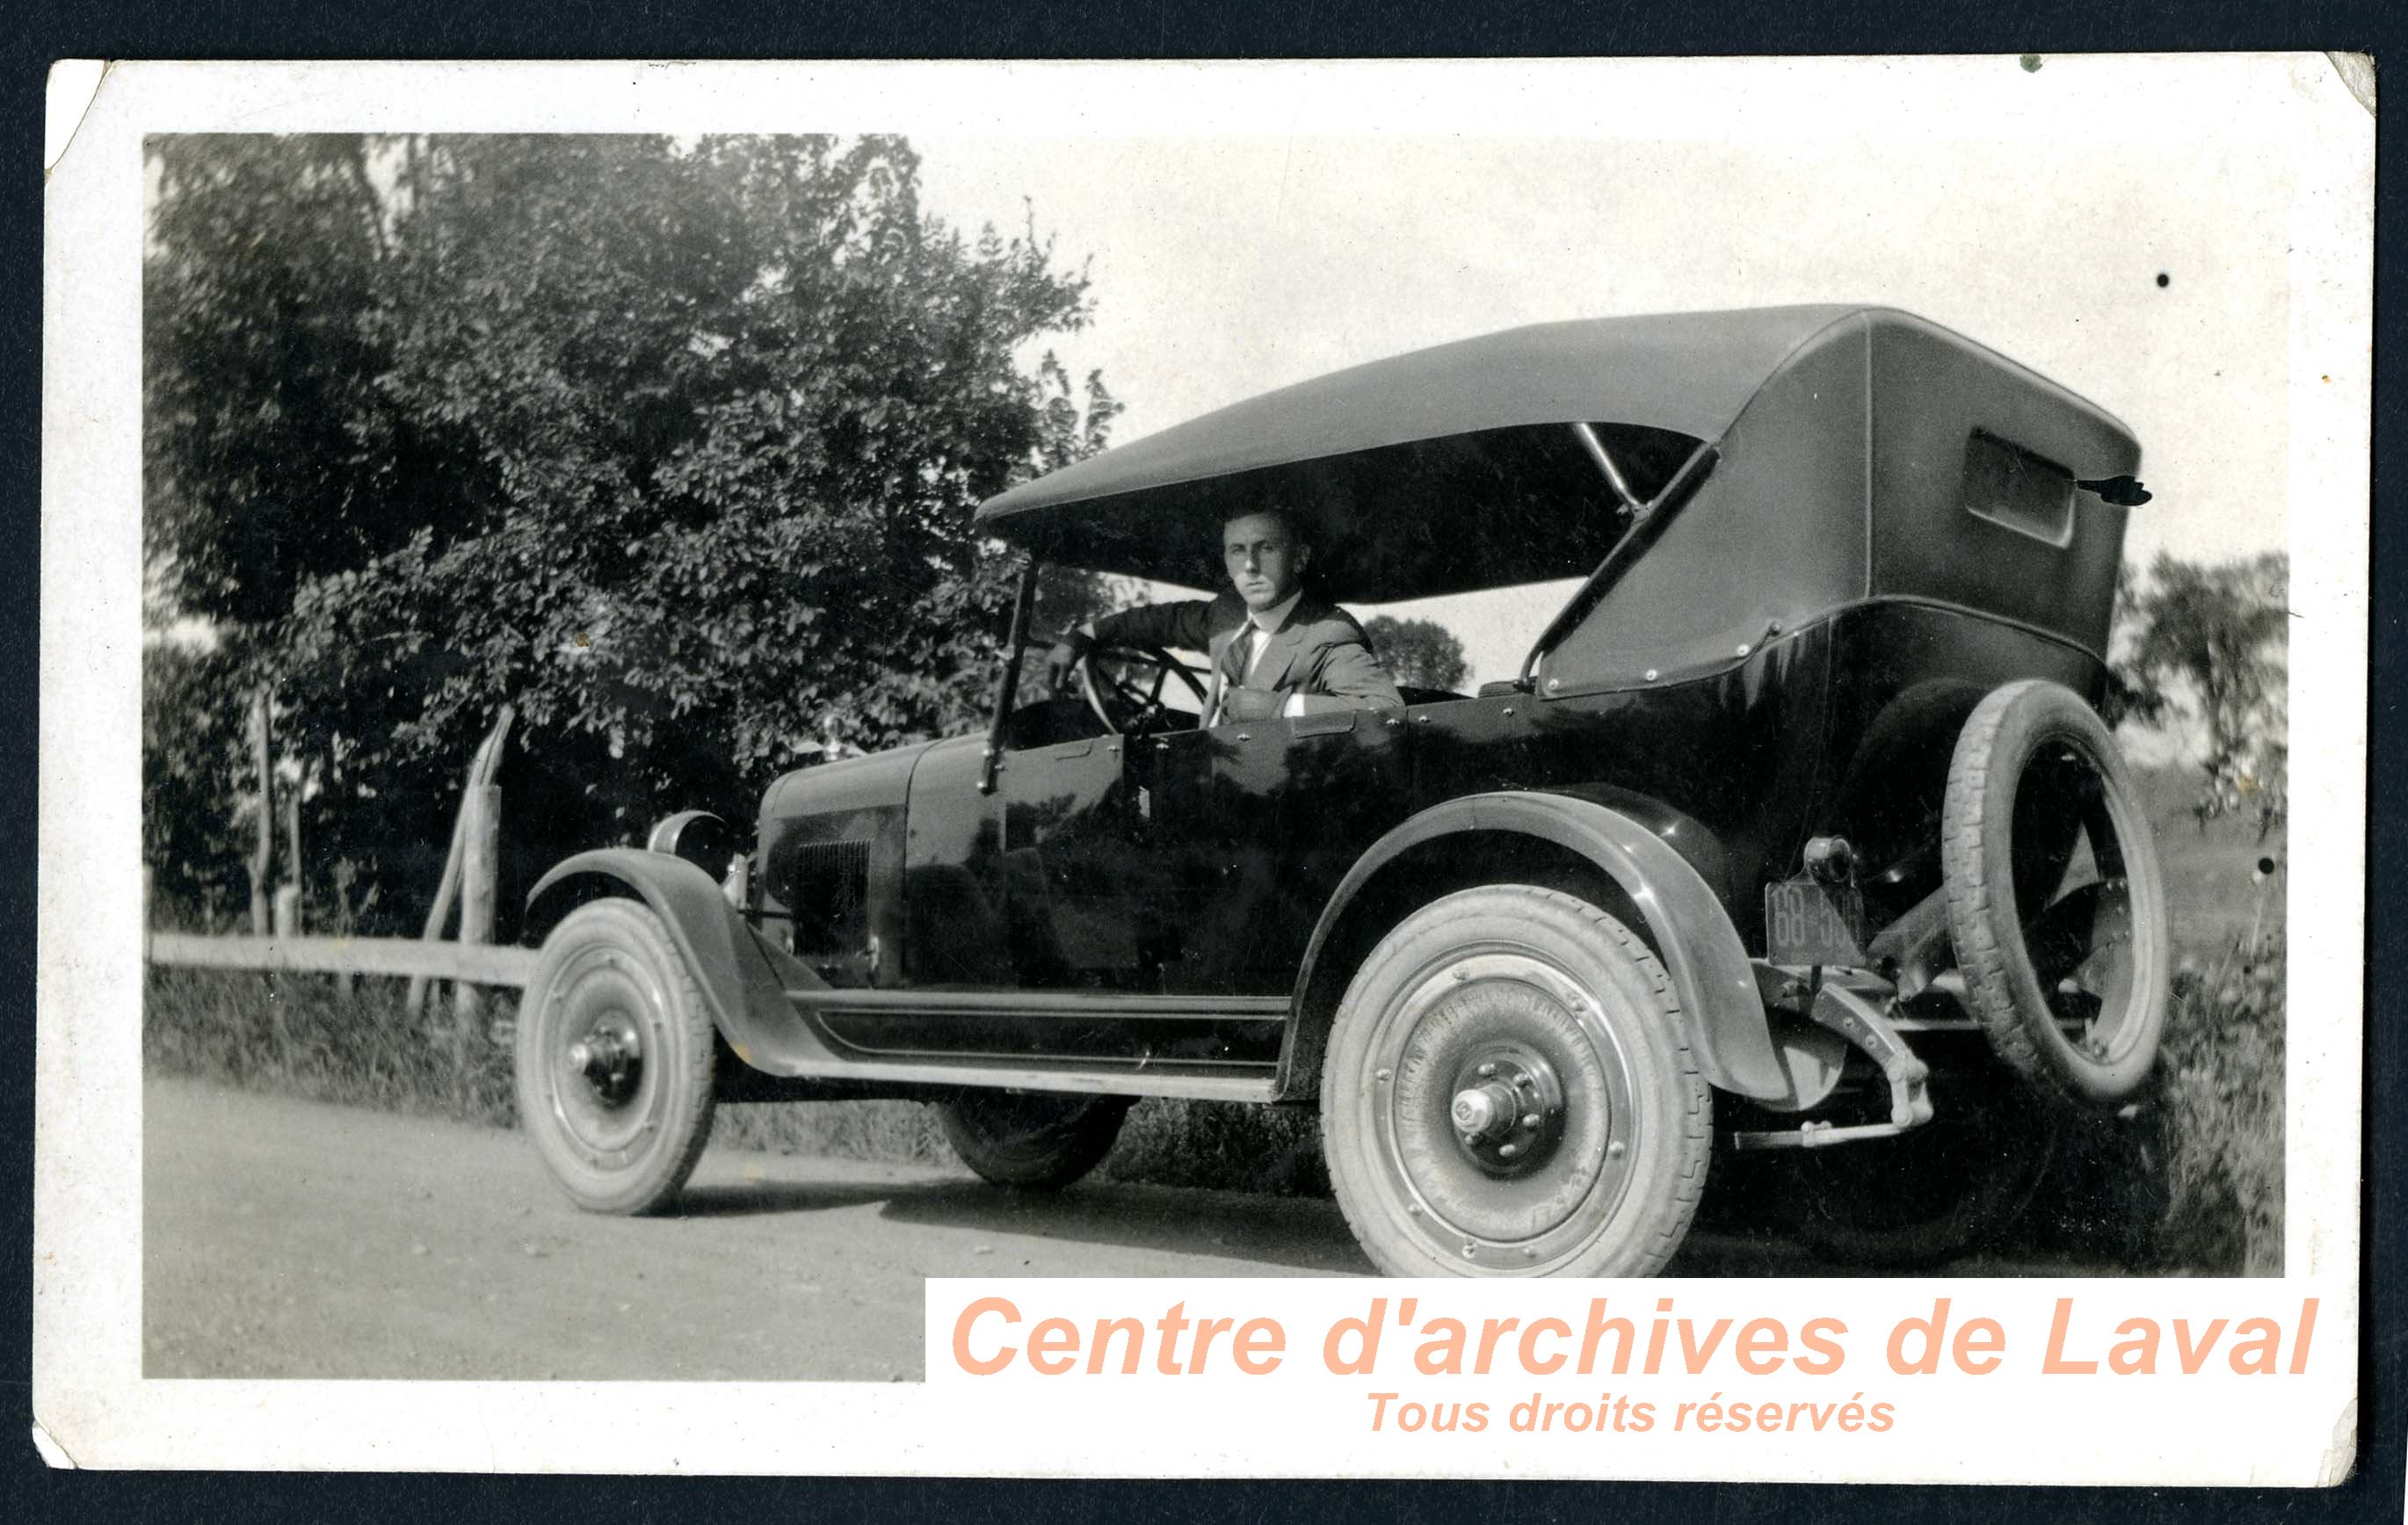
[514, 304, 2170, 1276]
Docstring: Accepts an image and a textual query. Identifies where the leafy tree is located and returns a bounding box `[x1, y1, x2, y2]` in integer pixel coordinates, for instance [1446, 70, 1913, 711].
[144, 134, 1117, 932]
[2121, 551, 2289, 835]
[1362, 614, 1469, 692]
[2100, 559, 2169, 730]
[146, 137, 460, 632]
[141, 636, 258, 925]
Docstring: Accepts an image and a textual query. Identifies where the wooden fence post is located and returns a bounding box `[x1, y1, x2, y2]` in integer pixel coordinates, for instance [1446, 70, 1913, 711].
[453, 781, 500, 1109]
[406, 799, 472, 1018]
[283, 771, 303, 930]
[272, 886, 301, 938]
[249, 687, 273, 935]
[407, 705, 516, 1018]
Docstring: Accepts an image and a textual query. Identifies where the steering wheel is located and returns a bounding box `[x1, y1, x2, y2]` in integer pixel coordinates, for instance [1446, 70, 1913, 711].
[1072, 641, 1208, 737]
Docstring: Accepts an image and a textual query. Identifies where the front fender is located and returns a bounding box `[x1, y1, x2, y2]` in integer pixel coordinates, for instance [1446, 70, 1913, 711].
[525, 848, 826, 1069]
[1295, 792, 1788, 1102]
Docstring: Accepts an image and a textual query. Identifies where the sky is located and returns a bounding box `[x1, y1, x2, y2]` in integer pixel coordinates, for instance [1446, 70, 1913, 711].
[901, 100, 2305, 687]
[913, 127, 2294, 577]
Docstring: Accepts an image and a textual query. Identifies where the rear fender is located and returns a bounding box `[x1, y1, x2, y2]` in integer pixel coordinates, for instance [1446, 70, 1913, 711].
[524, 848, 827, 1070]
[1289, 792, 1788, 1103]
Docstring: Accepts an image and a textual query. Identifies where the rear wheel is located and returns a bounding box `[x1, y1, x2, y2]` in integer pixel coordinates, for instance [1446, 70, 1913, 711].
[1943, 680, 2171, 1106]
[1321, 887, 1710, 1277]
[940, 1091, 1132, 1191]
[516, 898, 717, 1214]
[1782, 1069, 2056, 1267]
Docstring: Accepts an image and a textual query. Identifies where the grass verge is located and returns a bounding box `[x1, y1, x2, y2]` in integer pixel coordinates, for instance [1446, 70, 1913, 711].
[2151, 949, 2287, 1274]
[146, 967, 519, 1126]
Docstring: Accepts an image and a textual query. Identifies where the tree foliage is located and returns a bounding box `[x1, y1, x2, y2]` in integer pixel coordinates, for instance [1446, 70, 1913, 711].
[1361, 614, 1469, 693]
[144, 134, 1119, 926]
[146, 137, 413, 635]
[141, 638, 257, 929]
[2111, 551, 2289, 834]
[2099, 560, 2168, 731]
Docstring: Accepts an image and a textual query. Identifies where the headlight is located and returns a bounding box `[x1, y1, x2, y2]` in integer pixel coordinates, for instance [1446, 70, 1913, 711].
[647, 810, 738, 877]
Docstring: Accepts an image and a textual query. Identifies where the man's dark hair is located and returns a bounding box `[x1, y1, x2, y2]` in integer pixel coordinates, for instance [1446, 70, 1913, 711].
[1222, 504, 1314, 550]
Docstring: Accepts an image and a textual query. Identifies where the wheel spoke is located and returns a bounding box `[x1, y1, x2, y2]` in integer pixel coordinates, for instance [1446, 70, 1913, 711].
[1074, 642, 1207, 735]
[2029, 810, 2139, 1057]
[2025, 880, 2105, 988]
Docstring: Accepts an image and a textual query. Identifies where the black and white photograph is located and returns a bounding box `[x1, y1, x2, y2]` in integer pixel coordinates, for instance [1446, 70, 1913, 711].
[38, 55, 2370, 1479]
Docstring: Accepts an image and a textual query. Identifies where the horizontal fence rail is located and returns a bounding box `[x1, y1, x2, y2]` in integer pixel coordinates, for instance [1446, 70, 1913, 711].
[147, 933, 540, 988]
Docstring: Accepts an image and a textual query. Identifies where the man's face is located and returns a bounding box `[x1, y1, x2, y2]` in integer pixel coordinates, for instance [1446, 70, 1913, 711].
[1222, 512, 1311, 613]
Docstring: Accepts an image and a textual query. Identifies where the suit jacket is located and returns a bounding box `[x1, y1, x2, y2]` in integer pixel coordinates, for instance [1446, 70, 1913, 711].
[1092, 590, 1404, 720]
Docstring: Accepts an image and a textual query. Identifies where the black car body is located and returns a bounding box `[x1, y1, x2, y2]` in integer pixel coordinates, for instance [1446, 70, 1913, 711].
[517, 306, 2170, 1275]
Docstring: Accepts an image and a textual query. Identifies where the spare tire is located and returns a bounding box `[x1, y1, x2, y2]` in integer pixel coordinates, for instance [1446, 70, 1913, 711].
[1941, 680, 2171, 1106]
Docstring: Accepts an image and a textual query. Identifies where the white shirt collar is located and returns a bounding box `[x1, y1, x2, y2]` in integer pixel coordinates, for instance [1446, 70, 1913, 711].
[1246, 588, 1305, 637]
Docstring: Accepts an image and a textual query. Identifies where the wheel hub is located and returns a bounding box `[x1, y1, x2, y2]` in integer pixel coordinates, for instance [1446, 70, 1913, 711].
[1448, 1042, 1569, 1178]
[567, 1015, 643, 1107]
[1374, 950, 1636, 1264]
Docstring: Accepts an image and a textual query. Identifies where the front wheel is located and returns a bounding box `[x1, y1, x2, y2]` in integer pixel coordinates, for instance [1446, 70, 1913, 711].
[516, 898, 717, 1214]
[1320, 887, 1711, 1277]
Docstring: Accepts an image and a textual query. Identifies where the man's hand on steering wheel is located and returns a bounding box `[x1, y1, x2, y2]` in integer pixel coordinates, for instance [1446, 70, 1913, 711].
[1042, 630, 1092, 694]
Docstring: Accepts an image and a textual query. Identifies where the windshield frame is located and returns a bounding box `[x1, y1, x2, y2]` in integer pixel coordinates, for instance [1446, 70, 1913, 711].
[979, 558, 1041, 795]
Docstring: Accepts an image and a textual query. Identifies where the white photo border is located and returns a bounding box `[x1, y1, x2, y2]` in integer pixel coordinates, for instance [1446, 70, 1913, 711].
[37, 54, 2372, 1479]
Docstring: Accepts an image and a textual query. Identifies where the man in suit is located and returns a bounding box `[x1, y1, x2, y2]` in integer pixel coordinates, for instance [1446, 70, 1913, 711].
[1043, 507, 1403, 723]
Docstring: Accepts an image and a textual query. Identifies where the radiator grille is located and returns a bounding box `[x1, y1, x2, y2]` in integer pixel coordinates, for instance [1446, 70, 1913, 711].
[789, 838, 871, 955]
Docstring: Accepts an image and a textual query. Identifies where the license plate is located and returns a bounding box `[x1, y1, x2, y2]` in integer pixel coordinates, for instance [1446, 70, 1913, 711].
[1764, 878, 1867, 967]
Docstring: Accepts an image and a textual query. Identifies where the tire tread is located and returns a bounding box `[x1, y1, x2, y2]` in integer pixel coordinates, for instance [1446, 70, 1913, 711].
[1944, 681, 2046, 1082]
[1941, 679, 2171, 1106]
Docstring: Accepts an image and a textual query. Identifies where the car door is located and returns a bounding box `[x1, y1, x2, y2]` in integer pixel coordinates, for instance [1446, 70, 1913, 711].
[987, 730, 1157, 987]
[1136, 707, 1414, 996]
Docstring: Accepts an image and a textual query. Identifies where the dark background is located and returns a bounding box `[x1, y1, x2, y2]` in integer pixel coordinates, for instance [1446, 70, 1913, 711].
[5, 3, 2400, 1522]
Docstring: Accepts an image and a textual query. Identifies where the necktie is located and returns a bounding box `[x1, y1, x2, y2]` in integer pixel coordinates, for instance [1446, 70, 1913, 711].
[1213, 625, 1258, 726]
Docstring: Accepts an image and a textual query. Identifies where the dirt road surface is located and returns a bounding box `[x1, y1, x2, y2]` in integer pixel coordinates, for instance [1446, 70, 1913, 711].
[144, 1076, 2097, 1382]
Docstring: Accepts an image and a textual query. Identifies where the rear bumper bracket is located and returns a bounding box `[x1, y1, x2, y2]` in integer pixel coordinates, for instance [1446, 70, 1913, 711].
[1730, 980, 1936, 1151]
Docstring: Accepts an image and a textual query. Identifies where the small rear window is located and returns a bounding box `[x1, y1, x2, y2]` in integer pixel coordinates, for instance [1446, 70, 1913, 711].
[1961, 431, 2075, 548]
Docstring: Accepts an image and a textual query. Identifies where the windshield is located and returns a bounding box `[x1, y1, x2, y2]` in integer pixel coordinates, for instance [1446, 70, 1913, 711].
[1028, 571, 1584, 701]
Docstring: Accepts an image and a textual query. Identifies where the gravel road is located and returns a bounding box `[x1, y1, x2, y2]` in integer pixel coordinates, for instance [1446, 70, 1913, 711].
[142, 1076, 2097, 1382]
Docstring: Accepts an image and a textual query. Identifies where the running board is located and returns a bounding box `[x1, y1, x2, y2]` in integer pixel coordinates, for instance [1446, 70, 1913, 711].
[748, 986, 1290, 1101]
[733, 1050, 1283, 1104]
[786, 988, 1290, 1023]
